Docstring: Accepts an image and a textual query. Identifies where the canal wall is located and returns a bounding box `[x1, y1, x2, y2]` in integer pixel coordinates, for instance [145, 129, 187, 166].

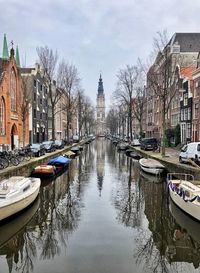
[130, 146, 200, 180]
[0, 141, 87, 180]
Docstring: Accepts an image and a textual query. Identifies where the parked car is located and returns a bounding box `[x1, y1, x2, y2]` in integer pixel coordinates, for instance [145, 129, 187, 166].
[54, 139, 65, 149]
[179, 142, 200, 164]
[140, 138, 158, 151]
[30, 143, 46, 157]
[42, 141, 56, 153]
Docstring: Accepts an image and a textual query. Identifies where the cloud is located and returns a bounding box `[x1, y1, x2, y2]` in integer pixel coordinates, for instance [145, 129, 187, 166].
[1, 0, 200, 105]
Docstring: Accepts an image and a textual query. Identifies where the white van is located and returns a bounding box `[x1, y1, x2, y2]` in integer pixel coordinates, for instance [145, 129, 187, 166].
[179, 142, 200, 164]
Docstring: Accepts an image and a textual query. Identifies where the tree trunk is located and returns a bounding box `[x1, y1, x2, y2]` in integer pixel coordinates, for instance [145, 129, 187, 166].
[22, 118, 26, 147]
[129, 105, 132, 141]
[52, 106, 55, 140]
[161, 99, 166, 157]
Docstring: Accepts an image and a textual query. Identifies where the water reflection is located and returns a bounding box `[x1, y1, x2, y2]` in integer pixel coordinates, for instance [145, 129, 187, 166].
[1, 140, 200, 273]
[0, 198, 40, 273]
[95, 139, 105, 196]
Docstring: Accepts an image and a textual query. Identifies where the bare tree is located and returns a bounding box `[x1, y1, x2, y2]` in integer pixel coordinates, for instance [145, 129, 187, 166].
[146, 30, 182, 156]
[114, 65, 138, 141]
[20, 76, 32, 147]
[37, 46, 63, 140]
[106, 107, 119, 136]
[58, 61, 80, 140]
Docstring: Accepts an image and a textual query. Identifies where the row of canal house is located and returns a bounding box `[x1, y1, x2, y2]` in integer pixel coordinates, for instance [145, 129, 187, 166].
[0, 34, 77, 150]
[144, 33, 200, 145]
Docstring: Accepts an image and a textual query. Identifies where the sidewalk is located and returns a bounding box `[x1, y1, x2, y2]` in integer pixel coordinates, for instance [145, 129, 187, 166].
[130, 145, 200, 180]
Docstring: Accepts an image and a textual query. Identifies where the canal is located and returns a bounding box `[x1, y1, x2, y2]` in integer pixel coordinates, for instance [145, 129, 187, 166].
[0, 139, 200, 273]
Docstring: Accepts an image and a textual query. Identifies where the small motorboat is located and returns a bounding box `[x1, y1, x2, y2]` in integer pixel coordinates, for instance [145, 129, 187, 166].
[71, 146, 80, 155]
[64, 150, 76, 158]
[139, 158, 165, 174]
[117, 142, 129, 151]
[125, 149, 133, 156]
[48, 155, 70, 169]
[167, 173, 200, 221]
[32, 164, 56, 177]
[129, 152, 141, 160]
[0, 176, 41, 221]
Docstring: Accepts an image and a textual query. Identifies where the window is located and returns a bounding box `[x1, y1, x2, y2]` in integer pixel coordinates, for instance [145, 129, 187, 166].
[184, 108, 188, 120]
[40, 113, 42, 119]
[40, 98, 42, 104]
[194, 103, 199, 119]
[33, 109, 36, 118]
[186, 123, 191, 138]
[10, 69, 16, 111]
[188, 108, 191, 120]
[181, 109, 184, 121]
[0, 97, 5, 135]
[34, 93, 36, 102]
[183, 93, 188, 106]
[34, 80, 36, 88]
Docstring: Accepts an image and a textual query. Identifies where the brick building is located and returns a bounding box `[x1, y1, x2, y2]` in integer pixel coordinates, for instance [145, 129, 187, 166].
[0, 34, 29, 150]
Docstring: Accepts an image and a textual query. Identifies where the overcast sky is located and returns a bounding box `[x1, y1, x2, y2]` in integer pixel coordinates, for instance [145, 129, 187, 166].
[1, 0, 200, 108]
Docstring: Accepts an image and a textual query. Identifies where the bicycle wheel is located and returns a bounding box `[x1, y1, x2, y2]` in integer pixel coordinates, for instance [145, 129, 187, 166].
[0, 158, 9, 168]
[10, 157, 19, 166]
[0, 159, 5, 170]
[17, 155, 24, 163]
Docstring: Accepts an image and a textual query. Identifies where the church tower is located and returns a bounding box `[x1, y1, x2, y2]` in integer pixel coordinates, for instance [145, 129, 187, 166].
[96, 74, 106, 136]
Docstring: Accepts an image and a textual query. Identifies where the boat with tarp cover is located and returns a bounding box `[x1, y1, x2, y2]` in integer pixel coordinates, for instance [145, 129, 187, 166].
[167, 173, 200, 221]
[48, 155, 70, 169]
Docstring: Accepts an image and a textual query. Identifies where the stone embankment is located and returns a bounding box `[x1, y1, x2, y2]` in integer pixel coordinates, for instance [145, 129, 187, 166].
[130, 146, 200, 181]
[0, 141, 86, 180]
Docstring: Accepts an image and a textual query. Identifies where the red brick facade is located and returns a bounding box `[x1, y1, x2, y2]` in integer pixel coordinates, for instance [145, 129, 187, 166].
[0, 51, 29, 150]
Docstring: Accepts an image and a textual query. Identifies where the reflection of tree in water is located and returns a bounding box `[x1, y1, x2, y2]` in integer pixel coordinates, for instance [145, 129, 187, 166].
[134, 175, 200, 273]
[1, 146, 94, 273]
[113, 157, 143, 228]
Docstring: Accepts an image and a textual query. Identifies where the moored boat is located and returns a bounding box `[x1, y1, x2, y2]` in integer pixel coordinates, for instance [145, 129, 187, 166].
[48, 155, 70, 169]
[32, 164, 56, 177]
[0, 176, 41, 221]
[167, 173, 200, 221]
[71, 146, 80, 155]
[139, 158, 165, 174]
[117, 142, 129, 151]
[129, 151, 141, 160]
[64, 150, 76, 158]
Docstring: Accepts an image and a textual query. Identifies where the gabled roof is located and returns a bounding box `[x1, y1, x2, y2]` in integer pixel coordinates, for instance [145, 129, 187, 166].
[169, 33, 200, 52]
[180, 66, 196, 80]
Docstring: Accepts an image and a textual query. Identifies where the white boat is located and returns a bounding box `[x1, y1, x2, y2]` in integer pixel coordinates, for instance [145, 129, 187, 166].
[0, 176, 41, 221]
[167, 173, 200, 221]
[139, 158, 165, 174]
[117, 142, 128, 151]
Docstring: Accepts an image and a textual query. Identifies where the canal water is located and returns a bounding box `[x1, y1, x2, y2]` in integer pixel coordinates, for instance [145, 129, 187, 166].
[0, 139, 200, 273]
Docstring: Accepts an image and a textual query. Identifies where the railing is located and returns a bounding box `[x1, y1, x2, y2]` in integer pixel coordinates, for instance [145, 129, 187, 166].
[167, 172, 194, 182]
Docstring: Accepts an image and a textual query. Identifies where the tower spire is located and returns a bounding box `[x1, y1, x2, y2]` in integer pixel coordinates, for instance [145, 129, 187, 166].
[2, 34, 9, 60]
[15, 46, 20, 67]
[97, 73, 104, 95]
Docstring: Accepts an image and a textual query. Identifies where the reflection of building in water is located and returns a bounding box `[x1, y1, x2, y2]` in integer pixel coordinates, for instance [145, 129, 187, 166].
[96, 139, 105, 196]
[139, 178, 200, 270]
